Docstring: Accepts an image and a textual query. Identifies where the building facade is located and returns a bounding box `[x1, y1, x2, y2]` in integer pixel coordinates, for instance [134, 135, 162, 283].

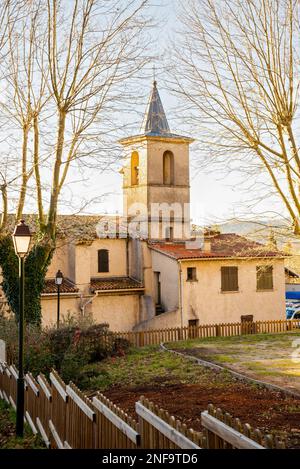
[30, 81, 287, 329]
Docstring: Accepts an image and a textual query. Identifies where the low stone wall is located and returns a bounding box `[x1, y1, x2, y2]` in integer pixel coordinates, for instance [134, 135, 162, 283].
[133, 309, 181, 331]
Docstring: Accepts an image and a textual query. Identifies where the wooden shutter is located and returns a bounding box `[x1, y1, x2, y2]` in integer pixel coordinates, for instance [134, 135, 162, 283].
[221, 266, 238, 291]
[98, 249, 109, 273]
[256, 266, 273, 290]
[187, 267, 197, 281]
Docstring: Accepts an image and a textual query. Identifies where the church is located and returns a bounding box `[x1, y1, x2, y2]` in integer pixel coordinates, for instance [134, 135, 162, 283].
[40, 82, 286, 330]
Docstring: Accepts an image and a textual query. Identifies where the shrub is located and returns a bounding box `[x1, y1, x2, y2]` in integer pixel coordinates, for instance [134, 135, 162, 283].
[60, 346, 90, 383]
[0, 315, 130, 382]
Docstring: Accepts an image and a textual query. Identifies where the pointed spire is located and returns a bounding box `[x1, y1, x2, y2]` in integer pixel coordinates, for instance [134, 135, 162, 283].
[142, 81, 170, 135]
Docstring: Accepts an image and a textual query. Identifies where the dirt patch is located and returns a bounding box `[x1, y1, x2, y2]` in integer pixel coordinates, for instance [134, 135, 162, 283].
[104, 381, 300, 449]
[173, 346, 300, 394]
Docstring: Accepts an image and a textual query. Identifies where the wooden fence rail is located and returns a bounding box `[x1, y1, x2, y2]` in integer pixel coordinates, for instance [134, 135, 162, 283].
[136, 396, 205, 449]
[111, 319, 300, 348]
[201, 404, 285, 449]
[0, 361, 286, 449]
[3, 319, 298, 365]
[93, 392, 139, 449]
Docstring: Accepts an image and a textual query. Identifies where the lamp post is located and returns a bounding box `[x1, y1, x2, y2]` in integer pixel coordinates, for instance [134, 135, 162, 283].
[55, 270, 63, 329]
[12, 219, 32, 438]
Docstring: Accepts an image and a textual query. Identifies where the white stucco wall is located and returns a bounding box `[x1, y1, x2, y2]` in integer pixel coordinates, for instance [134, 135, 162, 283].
[180, 258, 286, 324]
[46, 238, 128, 289]
[41, 292, 140, 332]
[92, 293, 140, 331]
[41, 296, 82, 328]
[151, 250, 179, 312]
[46, 240, 72, 280]
[89, 238, 127, 278]
[134, 309, 181, 331]
[145, 252, 286, 328]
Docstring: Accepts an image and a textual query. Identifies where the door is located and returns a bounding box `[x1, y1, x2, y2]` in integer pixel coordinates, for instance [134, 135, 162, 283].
[188, 319, 199, 339]
[154, 272, 161, 305]
[241, 315, 256, 334]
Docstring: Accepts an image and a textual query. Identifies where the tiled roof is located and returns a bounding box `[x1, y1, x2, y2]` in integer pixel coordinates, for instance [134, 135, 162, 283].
[43, 278, 79, 294]
[150, 233, 286, 260]
[4, 214, 128, 243]
[285, 267, 300, 278]
[90, 277, 144, 293]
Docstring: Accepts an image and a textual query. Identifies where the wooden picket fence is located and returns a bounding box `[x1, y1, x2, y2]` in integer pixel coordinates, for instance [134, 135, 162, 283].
[202, 404, 286, 449]
[136, 396, 206, 449]
[0, 361, 285, 449]
[111, 319, 300, 347]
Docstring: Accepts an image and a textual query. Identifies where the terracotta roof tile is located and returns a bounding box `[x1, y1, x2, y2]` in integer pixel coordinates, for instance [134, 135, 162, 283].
[90, 277, 144, 293]
[4, 214, 128, 243]
[43, 278, 79, 294]
[150, 233, 286, 260]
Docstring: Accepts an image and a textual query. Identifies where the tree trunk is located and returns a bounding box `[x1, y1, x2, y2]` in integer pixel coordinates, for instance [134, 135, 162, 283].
[47, 110, 66, 239]
[16, 125, 30, 220]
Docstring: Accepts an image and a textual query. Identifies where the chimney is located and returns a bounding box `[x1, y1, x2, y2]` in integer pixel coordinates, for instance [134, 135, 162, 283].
[202, 226, 220, 252]
[203, 238, 211, 252]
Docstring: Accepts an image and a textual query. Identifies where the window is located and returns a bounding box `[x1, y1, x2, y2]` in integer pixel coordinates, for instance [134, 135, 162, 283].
[163, 151, 174, 185]
[165, 226, 173, 241]
[221, 266, 238, 292]
[154, 272, 161, 306]
[241, 315, 253, 322]
[131, 151, 139, 185]
[187, 267, 197, 281]
[188, 319, 198, 327]
[98, 249, 109, 273]
[256, 265, 273, 290]
[188, 319, 199, 338]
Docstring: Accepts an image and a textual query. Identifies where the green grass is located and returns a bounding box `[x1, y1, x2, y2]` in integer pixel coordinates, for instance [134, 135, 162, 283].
[0, 399, 45, 449]
[208, 354, 237, 364]
[166, 332, 300, 391]
[169, 331, 300, 349]
[79, 345, 233, 392]
[75, 331, 300, 395]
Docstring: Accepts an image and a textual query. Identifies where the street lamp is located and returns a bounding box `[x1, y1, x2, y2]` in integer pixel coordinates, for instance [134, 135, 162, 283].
[55, 270, 63, 329]
[12, 219, 32, 438]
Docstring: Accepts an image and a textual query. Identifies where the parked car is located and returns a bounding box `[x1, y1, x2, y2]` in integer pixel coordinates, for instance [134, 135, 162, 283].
[286, 307, 300, 319]
[286, 299, 300, 308]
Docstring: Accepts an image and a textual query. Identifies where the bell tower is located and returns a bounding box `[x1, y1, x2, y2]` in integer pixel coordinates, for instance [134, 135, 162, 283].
[119, 81, 194, 241]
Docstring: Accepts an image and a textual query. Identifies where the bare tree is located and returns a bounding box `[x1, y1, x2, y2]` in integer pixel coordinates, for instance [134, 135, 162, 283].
[170, 0, 300, 235]
[0, 0, 26, 229]
[0, 0, 152, 323]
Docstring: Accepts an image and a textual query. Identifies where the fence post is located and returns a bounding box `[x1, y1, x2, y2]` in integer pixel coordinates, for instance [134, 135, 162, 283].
[139, 332, 144, 347]
[137, 409, 145, 449]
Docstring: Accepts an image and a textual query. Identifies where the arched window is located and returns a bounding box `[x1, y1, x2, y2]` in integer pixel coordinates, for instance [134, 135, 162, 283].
[98, 249, 109, 273]
[163, 151, 174, 185]
[131, 151, 139, 186]
[165, 226, 173, 241]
